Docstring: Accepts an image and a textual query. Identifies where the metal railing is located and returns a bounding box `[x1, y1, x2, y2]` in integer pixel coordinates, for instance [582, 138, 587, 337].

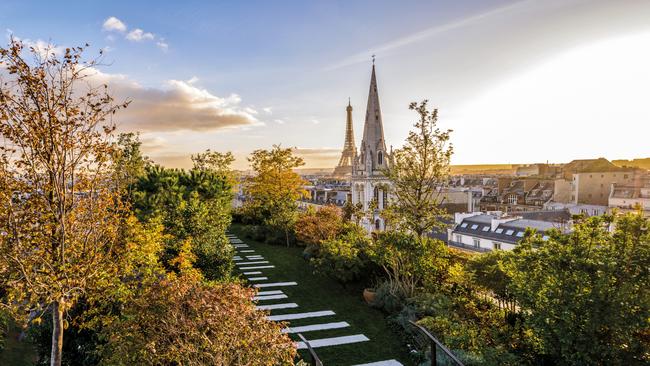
[297, 333, 323, 366]
[409, 321, 465, 366]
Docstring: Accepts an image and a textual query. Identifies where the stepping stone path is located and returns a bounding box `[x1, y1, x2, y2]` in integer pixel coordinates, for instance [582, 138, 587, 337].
[227, 233, 404, 366]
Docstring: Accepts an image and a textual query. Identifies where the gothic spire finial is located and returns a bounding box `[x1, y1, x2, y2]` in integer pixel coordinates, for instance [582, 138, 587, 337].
[372, 54, 375, 65]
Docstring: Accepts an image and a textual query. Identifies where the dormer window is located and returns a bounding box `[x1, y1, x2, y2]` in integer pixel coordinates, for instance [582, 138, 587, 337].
[378, 151, 383, 165]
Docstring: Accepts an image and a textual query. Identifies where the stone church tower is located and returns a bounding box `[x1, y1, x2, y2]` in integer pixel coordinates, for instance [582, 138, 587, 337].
[351, 61, 391, 231]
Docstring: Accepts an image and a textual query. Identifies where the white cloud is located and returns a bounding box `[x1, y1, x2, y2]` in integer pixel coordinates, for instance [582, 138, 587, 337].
[156, 40, 169, 52]
[263, 107, 273, 114]
[103, 16, 127, 33]
[100, 16, 167, 51]
[83, 68, 260, 132]
[274, 119, 285, 124]
[187, 76, 199, 84]
[310, 117, 320, 124]
[126, 29, 154, 42]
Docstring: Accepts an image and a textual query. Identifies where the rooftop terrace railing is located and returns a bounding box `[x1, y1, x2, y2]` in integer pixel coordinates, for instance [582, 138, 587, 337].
[409, 321, 465, 366]
[297, 333, 323, 366]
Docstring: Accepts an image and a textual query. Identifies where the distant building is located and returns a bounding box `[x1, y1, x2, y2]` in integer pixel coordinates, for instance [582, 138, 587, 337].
[447, 211, 569, 252]
[608, 174, 650, 215]
[351, 62, 392, 232]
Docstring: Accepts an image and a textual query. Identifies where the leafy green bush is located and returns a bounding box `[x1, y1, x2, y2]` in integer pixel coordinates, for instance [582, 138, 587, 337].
[309, 224, 370, 285]
[371, 281, 407, 314]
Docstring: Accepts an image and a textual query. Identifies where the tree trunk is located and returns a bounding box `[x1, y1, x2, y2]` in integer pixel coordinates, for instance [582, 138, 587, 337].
[285, 229, 289, 247]
[51, 300, 64, 366]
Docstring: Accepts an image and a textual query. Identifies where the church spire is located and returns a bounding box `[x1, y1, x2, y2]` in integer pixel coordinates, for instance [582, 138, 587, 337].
[360, 60, 387, 163]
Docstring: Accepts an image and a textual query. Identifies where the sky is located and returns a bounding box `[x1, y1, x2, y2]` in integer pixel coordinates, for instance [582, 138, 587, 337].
[1, 0, 650, 170]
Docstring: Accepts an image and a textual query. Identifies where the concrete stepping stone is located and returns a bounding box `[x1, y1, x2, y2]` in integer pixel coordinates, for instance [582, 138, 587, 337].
[256, 303, 299, 311]
[240, 265, 275, 270]
[267, 310, 334, 321]
[246, 255, 263, 259]
[295, 334, 369, 349]
[253, 282, 297, 288]
[247, 277, 268, 281]
[240, 250, 255, 253]
[353, 361, 404, 366]
[254, 294, 288, 301]
[257, 290, 283, 295]
[236, 261, 269, 266]
[243, 271, 262, 275]
[282, 321, 350, 334]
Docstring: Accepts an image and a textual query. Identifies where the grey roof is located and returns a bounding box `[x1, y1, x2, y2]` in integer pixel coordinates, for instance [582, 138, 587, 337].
[452, 215, 562, 244]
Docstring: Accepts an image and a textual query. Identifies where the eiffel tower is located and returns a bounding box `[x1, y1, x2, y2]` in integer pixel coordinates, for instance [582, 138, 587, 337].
[333, 99, 357, 177]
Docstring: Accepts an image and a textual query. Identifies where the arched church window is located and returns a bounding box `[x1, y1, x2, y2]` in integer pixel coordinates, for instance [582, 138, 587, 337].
[375, 219, 381, 230]
[378, 151, 383, 165]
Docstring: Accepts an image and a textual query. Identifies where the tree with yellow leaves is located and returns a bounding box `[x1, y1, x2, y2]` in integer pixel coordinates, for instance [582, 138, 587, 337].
[0, 39, 128, 366]
[244, 145, 307, 246]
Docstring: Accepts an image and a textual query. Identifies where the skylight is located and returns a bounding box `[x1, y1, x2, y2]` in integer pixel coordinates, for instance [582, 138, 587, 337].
[482, 226, 489, 232]
[505, 229, 514, 235]
[460, 223, 468, 228]
[516, 231, 524, 237]
[495, 228, 504, 234]
[470, 224, 478, 230]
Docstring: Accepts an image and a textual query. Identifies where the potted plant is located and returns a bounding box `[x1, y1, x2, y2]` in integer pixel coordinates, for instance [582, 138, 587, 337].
[363, 283, 377, 304]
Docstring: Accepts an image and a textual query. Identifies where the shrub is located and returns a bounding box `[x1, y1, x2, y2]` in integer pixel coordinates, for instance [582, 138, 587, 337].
[295, 205, 343, 247]
[309, 225, 370, 285]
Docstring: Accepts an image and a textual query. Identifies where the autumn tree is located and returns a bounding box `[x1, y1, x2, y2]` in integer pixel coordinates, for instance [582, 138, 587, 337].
[0, 39, 128, 365]
[383, 100, 453, 238]
[99, 244, 296, 366]
[295, 205, 343, 247]
[244, 145, 307, 246]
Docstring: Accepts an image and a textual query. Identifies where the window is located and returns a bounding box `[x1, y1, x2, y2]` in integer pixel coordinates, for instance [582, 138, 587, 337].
[516, 231, 524, 237]
[377, 151, 383, 165]
[473, 238, 480, 248]
[460, 223, 468, 228]
[624, 174, 629, 179]
[470, 224, 478, 230]
[495, 228, 504, 234]
[505, 229, 514, 235]
[482, 226, 489, 232]
[493, 242, 501, 250]
[455, 234, 462, 243]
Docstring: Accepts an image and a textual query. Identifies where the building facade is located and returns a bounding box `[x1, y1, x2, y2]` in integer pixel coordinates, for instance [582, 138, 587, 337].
[351, 63, 391, 232]
[448, 212, 568, 252]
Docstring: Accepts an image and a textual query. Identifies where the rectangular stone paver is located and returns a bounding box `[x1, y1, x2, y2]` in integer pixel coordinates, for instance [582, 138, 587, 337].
[352, 361, 403, 366]
[257, 290, 283, 295]
[253, 282, 297, 288]
[282, 321, 350, 334]
[267, 310, 334, 321]
[239, 265, 275, 270]
[243, 271, 262, 275]
[296, 334, 369, 349]
[236, 261, 269, 265]
[253, 294, 288, 301]
[240, 250, 255, 253]
[256, 303, 299, 311]
[247, 277, 268, 281]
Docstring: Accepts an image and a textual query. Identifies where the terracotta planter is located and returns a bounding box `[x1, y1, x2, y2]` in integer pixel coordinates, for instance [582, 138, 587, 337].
[363, 288, 376, 304]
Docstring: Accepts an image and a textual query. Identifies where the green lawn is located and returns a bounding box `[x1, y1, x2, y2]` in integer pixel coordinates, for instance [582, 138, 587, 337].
[229, 224, 413, 366]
